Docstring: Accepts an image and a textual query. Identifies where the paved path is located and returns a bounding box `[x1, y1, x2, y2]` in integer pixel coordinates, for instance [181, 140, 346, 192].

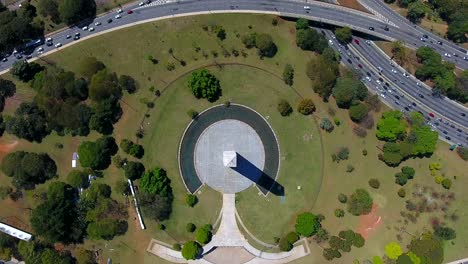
[147, 194, 310, 263]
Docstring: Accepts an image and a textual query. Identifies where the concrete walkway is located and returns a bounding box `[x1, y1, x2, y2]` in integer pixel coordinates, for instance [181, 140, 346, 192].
[147, 194, 310, 263]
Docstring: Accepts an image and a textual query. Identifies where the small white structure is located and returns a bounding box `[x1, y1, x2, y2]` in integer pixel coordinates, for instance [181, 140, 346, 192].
[223, 151, 237, 167]
[72, 152, 79, 168]
[0, 222, 32, 241]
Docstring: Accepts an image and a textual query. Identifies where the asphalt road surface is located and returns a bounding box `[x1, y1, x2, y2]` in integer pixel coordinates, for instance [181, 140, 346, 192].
[0, 0, 466, 145]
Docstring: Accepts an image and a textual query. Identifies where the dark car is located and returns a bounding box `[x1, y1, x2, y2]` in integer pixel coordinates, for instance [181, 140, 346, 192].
[347, 58, 352, 64]
[368, 26, 374, 31]
[443, 130, 448, 134]
[394, 95, 400, 100]
[423, 34, 428, 38]
[462, 113, 466, 117]
[445, 136, 451, 140]
[107, 18, 113, 23]
[419, 94, 424, 98]
[46, 42, 53, 46]
[379, 77, 383, 82]
[127, 10, 134, 14]
[404, 106, 409, 111]
[358, 64, 362, 68]
[412, 102, 417, 107]
[437, 41, 442, 45]
[457, 128, 462, 132]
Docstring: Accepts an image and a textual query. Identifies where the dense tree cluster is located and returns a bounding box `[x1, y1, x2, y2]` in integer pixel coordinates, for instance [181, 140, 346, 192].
[139, 168, 173, 221]
[306, 54, 339, 100]
[123, 161, 145, 180]
[242, 32, 277, 57]
[297, 98, 315, 115]
[334, 27, 352, 44]
[295, 23, 328, 53]
[295, 212, 321, 237]
[415, 47, 466, 102]
[332, 72, 368, 109]
[120, 139, 145, 159]
[188, 69, 221, 102]
[0, 78, 16, 111]
[181, 241, 201, 260]
[1, 151, 56, 189]
[323, 230, 364, 260]
[394, 166, 415, 186]
[347, 189, 373, 216]
[38, 0, 96, 25]
[376, 111, 438, 166]
[409, 232, 444, 264]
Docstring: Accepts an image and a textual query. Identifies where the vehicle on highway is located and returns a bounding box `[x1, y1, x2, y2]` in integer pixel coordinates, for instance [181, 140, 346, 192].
[66, 34, 71, 39]
[380, 93, 386, 98]
[95, 22, 101, 26]
[365, 40, 371, 45]
[89, 27, 95, 32]
[127, 10, 134, 14]
[354, 39, 360, 45]
[107, 18, 113, 23]
[429, 112, 435, 118]
[437, 41, 442, 45]
[419, 94, 424, 98]
[117, 8, 123, 13]
[115, 14, 121, 19]
[444, 53, 451, 58]
[328, 40, 333, 45]
[82, 26, 88, 31]
[358, 64, 362, 68]
[46, 37, 52, 42]
[37, 47, 44, 52]
[55, 43, 62, 48]
[368, 26, 374, 31]
[304, 6, 310, 10]
[1, 58, 7, 62]
[139, 2, 144, 6]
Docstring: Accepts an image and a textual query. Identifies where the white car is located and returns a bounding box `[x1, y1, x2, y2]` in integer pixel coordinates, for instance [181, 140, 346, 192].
[82, 26, 88, 31]
[117, 8, 123, 13]
[365, 40, 371, 45]
[303, 6, 310, 10]
[55, 43, 62, 48]
[94, 22, 101, 26]
[444, 53, 451, 58]
[416, 82, 421, 86]
[328, 39, 333, 45]
[46, 37, 53, 42]
[115, 14, 121, 19]
[37, 47, 44, 52]
[89, 27, 95, 32]
[380, 93, 386, 98]
[139, 2, 144, 6]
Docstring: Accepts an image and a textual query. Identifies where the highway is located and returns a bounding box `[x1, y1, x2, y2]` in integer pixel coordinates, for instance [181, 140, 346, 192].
[0, 0, 466, 145]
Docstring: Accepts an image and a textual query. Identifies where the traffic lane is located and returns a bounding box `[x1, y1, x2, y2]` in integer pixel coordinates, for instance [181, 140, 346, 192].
[352, 40, 468, 127]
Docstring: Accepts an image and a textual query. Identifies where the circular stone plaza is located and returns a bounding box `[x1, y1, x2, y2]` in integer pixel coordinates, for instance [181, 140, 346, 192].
[178, 104, 281, 195]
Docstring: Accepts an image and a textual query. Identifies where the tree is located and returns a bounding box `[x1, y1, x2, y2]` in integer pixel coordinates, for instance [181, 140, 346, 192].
[186, 194, 198, 207]
[74, 248, 96, 264]
[295, 18, 309, 30]
[441, 178, 452, 189]
[41, 248, 74, 264]
[0, 78, 16, 98]
[334, 209, 344, 217]
[368, 178, 380, 189]
[186, 223, 196, 232]
[283, 64, 294, 86]
[335, 27, 352, 43]
[376, 110, 407, 142]
[338, 193, 347, 203]
[401, 166, 415, 179]
[407, 1, 427, 23]
[30, 182, 84, 243]
[296, 28, 327, 53]
[37, 0, 60, 23]
[181, 241, 201, 260]
[114, 180, 129, 196]
[58, 0, 96, 25]
[140, 167, 172, 197]
[349, 103, 369, 122]
[323, 247, 341, 260]
[320, 118, 334, 132]
[89, 69, 121, 102]
[255, 33, 277, 57]
[66, 170, 88, 188]
[139, 192, 173, 221]
[1, 151, 56, 190]
[332, 74, 368, 108]
[395, 172, 408, 186]
[89, 98, 122, 135]
[295, 212, 320, 237]
[347, 189, 373, 216]
[119, 75, 137, 94]
[409, 233, 443, 264]
[5, 102, 49, 142]
[306, 56, 339, 99]
[78, 136, 118, 170]
[385, 242, 403, 260]
[277, 99, 293, 116]
[241, 33, 256, 48]
[447, 12, 468, 43]
[391, 41, 407, 65]
[123, 161, 145, 180]
[297, 98, 315, 115]
[87, 219, 127, 240]
[188, 69, 221, 102]
[11, 61, 42, 82]
[434, 226, 456, 240]
[195, 226, 212, 244]
[78, 57, 105, 80]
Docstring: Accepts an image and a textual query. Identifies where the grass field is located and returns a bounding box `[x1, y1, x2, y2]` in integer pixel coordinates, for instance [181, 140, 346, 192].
[0, 13, 467, 264]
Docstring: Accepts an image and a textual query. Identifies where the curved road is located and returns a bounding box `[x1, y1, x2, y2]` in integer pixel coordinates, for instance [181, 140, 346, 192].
[0, 0, 466, 143]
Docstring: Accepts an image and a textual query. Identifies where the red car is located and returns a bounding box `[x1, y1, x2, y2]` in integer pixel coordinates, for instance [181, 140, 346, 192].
[127, 10, 133, 14]
[358, 64, 363, 69]
[354, 39, 360, 45]
[429, 112, 435, 118]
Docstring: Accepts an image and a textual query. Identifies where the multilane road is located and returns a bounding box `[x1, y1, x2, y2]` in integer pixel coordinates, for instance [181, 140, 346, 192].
[0, 0, 466, 144]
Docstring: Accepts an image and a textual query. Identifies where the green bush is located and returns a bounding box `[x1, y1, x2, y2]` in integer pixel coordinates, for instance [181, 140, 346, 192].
[285, 231, 300, 244]
[295, 212, 321, 237]
[368, 179, 380, 189]
[181, 241, 201, 260]
[173, 243, 181, 251]
[434, 226, 456, 240]
[188, 69, 221, 102]
[195, 226, 212, 244]
[277, 99, 293, 116]
[362, 149, 368, 156]
[347, 189, 373, 216]
[337, 147, 349, 160]
[338, 193, 347, 203]
[186, 223, 196, 233]
[320, 118, 334, 132]
[398, 188, 406, 198]
[186, 194, 198, 207]
[395, 172, 408, 186]
[334, 209, 345, 217]
[157, 223, 166, 230]
[187, 109, 199, 119]
[401, 166, 415, 179]
[279, 238, 293, 251]
[334, 117, 341, 126]
[346, 165, 354, 173]
[441, 178, 452, 189]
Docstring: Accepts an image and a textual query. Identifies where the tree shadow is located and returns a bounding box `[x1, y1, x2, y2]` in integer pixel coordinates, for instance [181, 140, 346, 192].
[231, 153, 283, 196]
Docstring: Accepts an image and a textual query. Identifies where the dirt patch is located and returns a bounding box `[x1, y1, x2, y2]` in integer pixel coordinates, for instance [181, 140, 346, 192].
[357, 204, 383, 240]
[337, 0, 370, 13]
[0, 140, 18, 161]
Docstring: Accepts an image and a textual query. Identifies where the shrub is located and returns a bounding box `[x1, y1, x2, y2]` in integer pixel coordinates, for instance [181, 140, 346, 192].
[334, 209, 345, 217]
[395, 172, 408, 186]
[203, 224, 213, 231]
[385, 242, 403, 260]
[368, 179, 380, 189]
[283, 64, 294, 86]
[285, 232, 300, 244]
[181, 241, 201, 260]
[186, 223, 196, 233]
[0, 186, 12, 200]
[362, 149, 368, 156]
[297, 98, 315, 115]
[187, 109, 198, 119]
[349, 103, 369, 122]
[338, 193, 348, 203]
[398, 188, 406, 198]
[434, 226, 456, 240]
[157, 223, 166, 230]
[195, 226, 212, 244]
[456, 147, 468, 160]
[401, 166, 415, 179]
[346, 165, 354, 173]
[186, 194, 198, 207]
[435, 176, 443, 184]
[279, 238, 293, 251]
[188, 69, 221, 102]
[334, 117, 341, 125]
[353, 126, 367, 137]
[441, 178, 452, 189]
[295, 212, 321, 237]
[323, 247, 342, 260]
[320, 118, 334, 132]
[348, 189, 373, 216]
[277, 99, 293, 116]
[173, 243, 181, 251]
[337, 147, 349, 160]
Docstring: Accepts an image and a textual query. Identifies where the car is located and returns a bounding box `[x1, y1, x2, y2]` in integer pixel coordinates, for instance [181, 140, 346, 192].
[462, 113, 466, 117]
[73, 35, 80, 40]
[115, 14, 121, 19]
[117, 8, 123, 13]
[139, 2, 144, 6]
[457, 128, 462, 132]
[380, 93, 386, 98]
[423, 34, 428, 38]
[365, 76, 371, 82]
[127, 10, 133, 14]
[420, 38, 425, 42]
[368, 26, 374, 31]
[328, 39, 333, 45]
[46, 42, 53, 46]
[384, 26, 389, 31]
[66, 34, 71, 39]
[443, 130, 448, 134]
[55, 43, 62, 48]
[365, 40, 371, 45]
[107, 18, 113, 23]
[1, 58, 7, 62]
[463, 56, 468, 61]
[416, 82, 421, 86]
[450, 124, 455, 128]
[26, 54, 32, 59]
[347, 59, 352, 64]
[419, 94, 424, 98]
[358, 64, 362, 69]
[89, 27, 95, 32]
[412, 102, 417, 107]
[46, 37, 53, 42]
[429, 112, 435, 118]
[444, 53, 451, 58]
[404, 107, 409, 111]
[395, 95, 400, 100]
[391, 69, 397, 73]
[385, 82, 389, 86]
[395, 100, 400, 105]
[437, 41, 442, 45]
[303, 6, 310, 10]
[434, 122, 439, 126]
[15, 54, 22, 59]
[377, 66, 383, 72]
[388, 89, 393, 93]
[82, 26, 88, 31]
[95, 22, 101, 26]
[354, 39, 360, 45]
[37, 47, 44, 52]
[445, 136, 451, 140]
[366, 72, 371, 77]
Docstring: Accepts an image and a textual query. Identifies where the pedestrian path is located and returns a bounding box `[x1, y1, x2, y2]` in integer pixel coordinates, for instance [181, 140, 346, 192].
[146, 193, 310, 263]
